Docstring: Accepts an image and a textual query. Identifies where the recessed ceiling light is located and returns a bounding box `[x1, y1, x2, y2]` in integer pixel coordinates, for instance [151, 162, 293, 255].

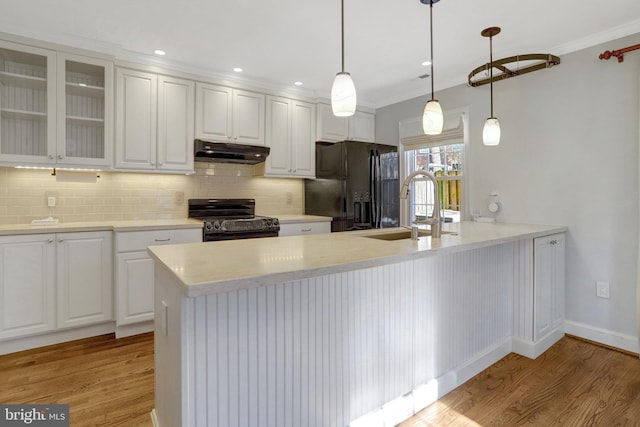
[294, 81, 303, 86]
[421, 60, 431, 66]
[154, 49, 166, 56]
[233, 67, 243, 73]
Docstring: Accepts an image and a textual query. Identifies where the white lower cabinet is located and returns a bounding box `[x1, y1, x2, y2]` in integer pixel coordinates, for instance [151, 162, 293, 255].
[278, 221, 331, 236]
[0, 231, 112, 342]
[533, 233, 565, 341]
[56, 231, 112, 329]
[115, 228, 201, 332]
[0, 234, 56, 340]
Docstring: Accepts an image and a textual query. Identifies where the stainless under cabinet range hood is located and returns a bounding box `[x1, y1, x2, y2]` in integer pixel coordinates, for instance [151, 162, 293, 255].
[194, 139, 270, 165]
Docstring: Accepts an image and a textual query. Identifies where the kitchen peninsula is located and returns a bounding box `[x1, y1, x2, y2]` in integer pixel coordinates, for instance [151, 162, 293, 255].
[148, 221, 567, 427]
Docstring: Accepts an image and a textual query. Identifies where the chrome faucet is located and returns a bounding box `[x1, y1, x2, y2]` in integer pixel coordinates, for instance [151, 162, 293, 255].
[400, 170, 442, 238]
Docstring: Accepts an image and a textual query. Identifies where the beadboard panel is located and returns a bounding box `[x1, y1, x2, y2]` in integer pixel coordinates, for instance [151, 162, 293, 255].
[412, 243, 514, 387]
[181, 243, 517, 427]
[512, 239, 534, 341]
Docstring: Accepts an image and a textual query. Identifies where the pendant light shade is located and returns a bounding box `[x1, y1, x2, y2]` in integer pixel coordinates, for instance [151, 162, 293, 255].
[332, 72, 356, 116]
[482, 117, 501, 146]
[421, 0, 443, 135]
[331, 0, 356, 117]
[482, 27, 501, 146]
[423, 99, 443, 135]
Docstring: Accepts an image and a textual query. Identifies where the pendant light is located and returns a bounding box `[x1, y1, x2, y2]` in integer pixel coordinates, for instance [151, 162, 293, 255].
[482, 27, 501, 146]
[421, 0, 443, 135]
[331, 0, 356, 117]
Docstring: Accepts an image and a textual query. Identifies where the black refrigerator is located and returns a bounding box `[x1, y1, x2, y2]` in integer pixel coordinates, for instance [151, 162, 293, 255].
[305, 141, 399, 232]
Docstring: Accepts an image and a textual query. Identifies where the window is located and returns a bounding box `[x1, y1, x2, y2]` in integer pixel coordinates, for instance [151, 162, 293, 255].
[399, 112, 467, 226]
[405, 144, 463, 223]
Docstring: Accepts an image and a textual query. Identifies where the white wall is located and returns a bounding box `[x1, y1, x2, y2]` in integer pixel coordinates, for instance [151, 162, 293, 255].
[376, 33, 640, 350]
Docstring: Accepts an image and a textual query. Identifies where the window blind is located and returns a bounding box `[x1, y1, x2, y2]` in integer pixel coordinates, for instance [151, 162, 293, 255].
[399, 114, 464, 150]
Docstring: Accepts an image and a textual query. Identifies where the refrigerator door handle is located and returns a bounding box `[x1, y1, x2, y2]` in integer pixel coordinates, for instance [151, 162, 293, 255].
[371, 149, 381, 228]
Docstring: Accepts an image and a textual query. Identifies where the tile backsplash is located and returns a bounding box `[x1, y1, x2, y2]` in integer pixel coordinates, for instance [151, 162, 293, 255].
[0, 163, 304, 225]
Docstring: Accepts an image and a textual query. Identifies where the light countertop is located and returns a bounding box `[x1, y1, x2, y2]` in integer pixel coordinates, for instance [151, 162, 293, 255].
[148, 221, 567, 297]
[0, 219, 203, 236]
[269, 214, 332, 224]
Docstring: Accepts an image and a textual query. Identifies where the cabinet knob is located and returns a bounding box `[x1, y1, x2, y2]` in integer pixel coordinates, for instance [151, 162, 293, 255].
[57, 154, 63, 160]
[48, 238, 54, 243]
[550, 240, 558, 245]
[58, 238, 64, 243]
[48, 154, 54, 160]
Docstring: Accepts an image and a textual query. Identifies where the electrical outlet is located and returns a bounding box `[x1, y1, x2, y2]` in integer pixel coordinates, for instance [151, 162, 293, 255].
[174, 191, 185, 205]
[596, 281, 610, 299]
[285, 192, 293, 205]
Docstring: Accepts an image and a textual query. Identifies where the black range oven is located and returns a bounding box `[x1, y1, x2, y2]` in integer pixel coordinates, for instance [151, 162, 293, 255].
[188, 198, 280, 242]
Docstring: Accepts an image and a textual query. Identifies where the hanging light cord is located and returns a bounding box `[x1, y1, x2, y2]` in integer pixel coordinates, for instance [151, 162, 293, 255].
[341, 0, 345, 73]
[429, 1, 435, 101]
[489, 33, 494, 117]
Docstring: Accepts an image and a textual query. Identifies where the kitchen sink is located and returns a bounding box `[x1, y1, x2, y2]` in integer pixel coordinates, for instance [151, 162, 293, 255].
[363, 229, 456, 241]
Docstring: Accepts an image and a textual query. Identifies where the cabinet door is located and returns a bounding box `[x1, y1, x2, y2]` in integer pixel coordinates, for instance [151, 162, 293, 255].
[265, 96, 291, 175]
[57, 231, 112, 329]
[57, 53, 113, 167]
[316, 102, 347, 142]
[195, 82, 232, 141]
[0, 234, 55, 340]
[115, 68, 157, 170]
[233, 89, 265, 145]
[533, 233, 565, 341]
[291, 100, 316, 177]
[0, 40, 57, 165]
[278, 221, 330, 236]
[157, 75, 194, 172]
[349, 110, 375, 142]
[116, 251, 154, 325]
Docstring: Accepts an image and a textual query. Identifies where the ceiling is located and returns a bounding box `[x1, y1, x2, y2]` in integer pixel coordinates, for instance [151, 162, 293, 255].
[1, 0, 640, 108]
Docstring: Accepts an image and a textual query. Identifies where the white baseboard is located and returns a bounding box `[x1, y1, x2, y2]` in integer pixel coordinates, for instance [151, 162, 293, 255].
[564, 320, 639, 354]
[512, 328, 564, 359]
[350, 338, 512, 427]
[150, 409, 159, 427]
[0, 322, 115, 356]
[115, 321, 153, 338]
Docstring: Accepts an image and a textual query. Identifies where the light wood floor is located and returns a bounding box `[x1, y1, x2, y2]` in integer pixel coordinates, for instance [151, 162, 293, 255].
[1, 334, 639, 426]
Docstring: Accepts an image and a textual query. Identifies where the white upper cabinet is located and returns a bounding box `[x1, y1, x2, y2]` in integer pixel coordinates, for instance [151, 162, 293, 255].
[0, 41, 113, 167]
[157, 75, 195, 172]
[115, 68, 194, 173]
[263, 96, 315, 178]
[195, 82, 265, 145]
[57, 53, 113, 167]
[316, 102, 375, 143]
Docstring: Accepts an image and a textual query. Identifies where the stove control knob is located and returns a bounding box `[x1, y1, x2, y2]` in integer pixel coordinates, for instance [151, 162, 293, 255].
[273, 219, 279, 226]
[204, 222, 214, 231]
[266, 219, 272, 226]
[213, 221, 222, 231]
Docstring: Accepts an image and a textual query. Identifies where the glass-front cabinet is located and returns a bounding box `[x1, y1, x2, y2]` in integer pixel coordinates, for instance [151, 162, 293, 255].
[0, 40, 113, 167]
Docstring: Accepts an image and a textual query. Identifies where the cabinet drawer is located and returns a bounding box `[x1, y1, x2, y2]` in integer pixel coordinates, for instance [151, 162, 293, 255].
[116, 228, 201, 252]
[279, 222, 331, 237]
